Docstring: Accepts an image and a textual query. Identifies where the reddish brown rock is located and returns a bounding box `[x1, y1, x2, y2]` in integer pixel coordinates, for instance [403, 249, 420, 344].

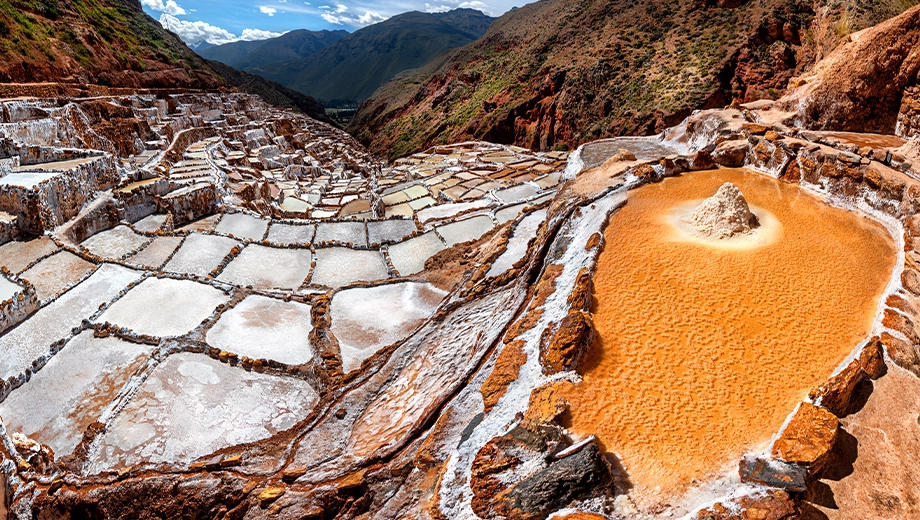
[808, 339, 885, 417]
[771, 403, 838, 469]
[881, 331, 920, 377]
[540, 310, 594, 374]
[481, 340, 528, 414]
[692, 489, 798, 520]
[712, 139, 749, 167]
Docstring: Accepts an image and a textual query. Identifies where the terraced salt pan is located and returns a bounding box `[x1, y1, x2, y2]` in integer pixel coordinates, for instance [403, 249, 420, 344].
[0, 264, 142, 382]
[311, 247, 389, 288]
[81, 225, 151, 259]
[215, 213, 269, 240]
[494, 183, 540, 204]
[367, 219, 417, 245]
[266, 223, 315, 245]
[331, 282, 448, 373]
[21, 250, 96, 302]
[164, 233, 238, 278]
[0, 331, 153, 456]
[0, 237, 58, 274]
[178, 214, 222, 233]
[387, 232, 446, 276]
[559, 169, 898, 509]
[217, 245, 312, 291]
[417, 199, 492, 224]
[486, 209, 547, 277]
[132, 214, 168, 233]
[315, 221, 367, 246]
[126, 236, 182, 270]
[494, 203, 527, 224]
[436, 215, 495, 247]
[88, 352, 318, 472]
[97, 277, 229, 338]
[0, 276, 23, 302]
[207, 295, 314, 365]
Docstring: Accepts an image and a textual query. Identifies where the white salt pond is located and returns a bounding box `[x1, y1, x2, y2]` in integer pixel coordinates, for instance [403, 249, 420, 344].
[217, 245, 312, 291]
[0, 264, 142, 381]
[387, 232, 445, 276]
[435, 215, 495, 247]
[266, 223, 315, 246]
[315, 221, 367, 246]
[206, 295, 314, 365]
[21, 250, 97, 302]
[132, 214, 169, 233]
[0, 331, 154, 456]
[0, 276, 23, 302]
[87, 352, 318, 472]
[417, 200, 492, 224]
[215, 213, 269, 241]
[367, 219, 417, 245]
[486, 209, 547, 277]
[81, 225, 151, 259]
[97, 277, 229, 337]
[0, 237, 59, 274]
[493, 183, 540, 204]
[331, 281, 447, 373]
[126, 236, 182, 270]
[312, 247, 389, 288]
[164, 233, 238, 278]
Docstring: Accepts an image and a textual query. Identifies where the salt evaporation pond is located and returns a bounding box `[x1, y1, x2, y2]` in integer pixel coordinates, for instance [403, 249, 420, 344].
[21, 250, 96, 301]
[387, 232, 446, 276]
[580, 136, 685, 168]
[217, 245, 312, 291]
[0, 331, 154, 456]
[215, 213, 269, 241]
[206, 295, 314, 365]
[87, 352, 318, 472]
[266, 222, 315, 246]
[331, 281, 448, 373]
[559, 168, 898, 508]
[486, 209, 546, 277]
[0, 237, 58, 274]
[97, 277, 229, 337]
[164, 233, 238, 278]
[311, 247, 389, 288]
[81, 225, 151, 259]
[436, 215, 494, 247]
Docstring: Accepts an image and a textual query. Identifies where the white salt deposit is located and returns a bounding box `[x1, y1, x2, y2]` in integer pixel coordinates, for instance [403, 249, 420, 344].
[81, 226, 152, 259]
[0, 264, 142, 381]
[132, 214, 169, 233]
[331, 282, 448, 373]
[494, 183, 540, 204]
[206, 295, 314, 365]
[87, 352, 318, 472]
[215, 213, 269, 241]
[126, 237, 183, 270]
[0, 276, 23, 302]
[0, 237, 59, 274]
[315, 221, 367, 247]
[387, 232, 446, 276]
[0, 331, 154, 456]
[436, 215, 495, 247]
[486, 209, 547, 277]
[97, 277, 229, 337]
[217, 245, 312, 291]
[164, 233, 238, 278]
[20, 250, 97, 302]
[266, 223, 315, 246]
[685, 183, 760, 239]
[367, 220, 417, 245]
[311, 247, 389, 288]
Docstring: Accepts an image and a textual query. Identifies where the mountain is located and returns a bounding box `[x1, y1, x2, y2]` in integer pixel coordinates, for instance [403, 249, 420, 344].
[249, 9, 495, 107]
[349, 0, 920, 159]
[198, 29, 349, 70]
[0, 0, 222, 88]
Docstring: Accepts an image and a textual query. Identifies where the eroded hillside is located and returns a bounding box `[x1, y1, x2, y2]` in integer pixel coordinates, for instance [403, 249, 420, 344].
[349, 0, 920, 160]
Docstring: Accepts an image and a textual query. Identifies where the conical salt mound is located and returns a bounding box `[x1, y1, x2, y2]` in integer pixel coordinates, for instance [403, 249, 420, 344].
[687, 182, 759, 239]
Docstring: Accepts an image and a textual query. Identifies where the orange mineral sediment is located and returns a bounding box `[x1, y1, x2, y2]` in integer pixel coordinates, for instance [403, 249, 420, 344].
[559, 168, 897, 508]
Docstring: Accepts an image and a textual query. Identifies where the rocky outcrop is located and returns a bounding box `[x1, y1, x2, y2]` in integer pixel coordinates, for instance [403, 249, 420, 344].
[686, 182, 759, 238]
[778, 4, 920, 134]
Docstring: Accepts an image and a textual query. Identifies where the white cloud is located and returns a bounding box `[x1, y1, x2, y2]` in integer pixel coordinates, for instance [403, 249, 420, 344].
[334, 3, 349, 12]
[358, 11, 386, 24]
[260, 6, 278, 15]
[159, 14, 283, 45]
[141, 0, 186, 16]
[318, 3, 385, 26]
[424, 0, 494, 15]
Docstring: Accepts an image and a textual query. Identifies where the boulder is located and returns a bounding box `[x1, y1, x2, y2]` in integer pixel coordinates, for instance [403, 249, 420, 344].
[739, 455, 807, 492]
[712, 139, 749, 167]
[771, 403, 838, 470]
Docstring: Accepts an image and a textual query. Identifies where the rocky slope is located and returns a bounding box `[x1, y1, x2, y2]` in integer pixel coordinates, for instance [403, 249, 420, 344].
[349, 0, 920, 160]
[199, 29, 349, 71]
[0, 0, 222, 88]
[249, 9, 495, 107]
[777, 3, 920, 134]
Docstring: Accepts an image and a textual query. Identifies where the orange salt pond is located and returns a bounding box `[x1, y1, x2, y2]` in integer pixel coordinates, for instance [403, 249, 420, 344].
[561, 168, 897, 508]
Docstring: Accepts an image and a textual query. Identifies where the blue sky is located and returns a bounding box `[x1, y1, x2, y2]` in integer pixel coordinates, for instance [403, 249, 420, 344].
[141, 0, 523, 45]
